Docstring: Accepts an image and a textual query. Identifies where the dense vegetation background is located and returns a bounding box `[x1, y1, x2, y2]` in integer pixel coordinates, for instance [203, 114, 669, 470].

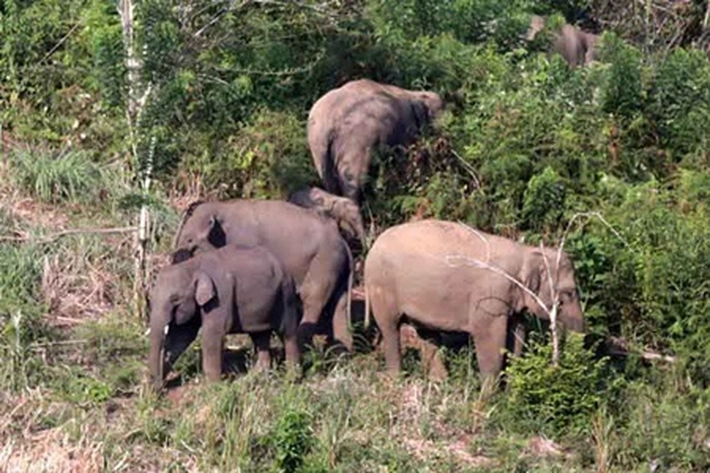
[1, 0, 710, 471]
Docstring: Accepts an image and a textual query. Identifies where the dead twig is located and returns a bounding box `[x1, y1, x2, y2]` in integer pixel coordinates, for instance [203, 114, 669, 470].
[0, 226, 137, 244]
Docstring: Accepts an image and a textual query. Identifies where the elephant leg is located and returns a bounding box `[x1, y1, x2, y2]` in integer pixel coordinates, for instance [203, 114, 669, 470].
[201, 319, 226, 383]
[399, 324, 446, 381]
[296, 254, 340, 354]
[337, 148, 370, 204]
[369, 286, 402, 375]
[250, 331, 272, 371]
[421, 339, 447, 382]
[471, 314, 508, 382]
[330, 289, 353, 353]
[283, 332, 301, 367]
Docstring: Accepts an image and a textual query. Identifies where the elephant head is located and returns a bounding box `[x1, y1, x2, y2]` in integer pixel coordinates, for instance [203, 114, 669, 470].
[172, 204, 226, 262]
[331, 198, 367, 248]
[288, 187, 367, 248]
[413, 91, 444, 124]
[148, 260, 217, 391]
[519, 247, 585, 332]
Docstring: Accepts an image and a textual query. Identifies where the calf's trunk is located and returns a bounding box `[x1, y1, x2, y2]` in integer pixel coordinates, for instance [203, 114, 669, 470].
[149, 316, 167, 392]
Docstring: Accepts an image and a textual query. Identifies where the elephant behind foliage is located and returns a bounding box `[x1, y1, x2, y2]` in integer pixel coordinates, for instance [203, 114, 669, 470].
[307, 79, 444, 204]
[526, 15, 600, 67]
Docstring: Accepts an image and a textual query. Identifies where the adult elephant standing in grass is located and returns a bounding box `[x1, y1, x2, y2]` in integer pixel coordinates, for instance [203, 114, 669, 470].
[307, 79, 444, 204]
[172, 199, 354, 354]
[364, 219, 585, 382]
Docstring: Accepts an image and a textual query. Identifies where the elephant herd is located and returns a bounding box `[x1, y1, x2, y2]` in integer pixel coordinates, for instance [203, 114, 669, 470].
[149, 31, 593, 391]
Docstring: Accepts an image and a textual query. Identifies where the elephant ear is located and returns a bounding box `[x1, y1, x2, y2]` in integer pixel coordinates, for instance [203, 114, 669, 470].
[194, 271, 216, 307]
[525, 250, 547, 295]
[194, 214, 226, 248]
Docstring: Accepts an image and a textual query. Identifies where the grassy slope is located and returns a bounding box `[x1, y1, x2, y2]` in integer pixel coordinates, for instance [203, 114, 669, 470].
[1, 149, 708, 473]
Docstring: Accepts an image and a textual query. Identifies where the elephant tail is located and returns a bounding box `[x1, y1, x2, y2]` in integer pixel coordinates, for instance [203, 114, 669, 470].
[281, 273, 301, 333]
[341, 237, 354, 332]
[364, 283, 370, 329]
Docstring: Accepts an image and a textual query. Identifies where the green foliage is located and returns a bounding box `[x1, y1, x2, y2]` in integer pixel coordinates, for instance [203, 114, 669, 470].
[521, 166, 566, 231]
[598, 32, 644, 119]
[586, 179, 710, 374]
[7, 148, 124, 204]
[190, 109, 316, 199]
[2, 0, 710, 469]
[610, 372, 710, 471]
[502, 334, 615, 436]
[270, 408, 315, 473]
[647, 47, 710, 158]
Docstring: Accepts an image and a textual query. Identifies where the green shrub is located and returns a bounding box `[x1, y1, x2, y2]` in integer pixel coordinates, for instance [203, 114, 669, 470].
[611, 372, 710, 471]
[598, 32, 644, 120]
[501, 333, 615, 436]
[646, 48, 710, 159]
[189, 109, 316, 199]
[270, 409, 315, 473]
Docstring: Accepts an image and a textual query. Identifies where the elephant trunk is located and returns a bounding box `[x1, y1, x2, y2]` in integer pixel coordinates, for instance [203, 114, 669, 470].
[149, 315, 168, 392]
[355, 220, 367, 251]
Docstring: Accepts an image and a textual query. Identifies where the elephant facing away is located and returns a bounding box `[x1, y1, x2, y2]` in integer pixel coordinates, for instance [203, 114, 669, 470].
[526, 15, 599, 67]
[148, 244, 301, 391]
[364, 219, 585, 381]
[307, 79, 444, 204]
[288, 187, 367, 249]
[172, 199, 354, 354]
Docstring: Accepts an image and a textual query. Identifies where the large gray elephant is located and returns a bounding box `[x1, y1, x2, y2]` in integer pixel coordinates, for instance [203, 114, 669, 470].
[288, 186, 367, 248]
[149, 244, 301, 391]
[364, 219, 585, 381]
[526, 15, 599, 67]
[307, 79, 444, 204]
[172, 199, 354, 353]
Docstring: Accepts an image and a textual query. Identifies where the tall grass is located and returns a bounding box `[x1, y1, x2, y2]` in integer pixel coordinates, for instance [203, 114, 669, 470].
[6, 148, 125, 204]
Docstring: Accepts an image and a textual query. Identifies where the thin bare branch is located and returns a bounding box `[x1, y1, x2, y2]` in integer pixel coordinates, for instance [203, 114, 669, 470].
[0, 226, 138, 244]
[38, 22, 82, 65]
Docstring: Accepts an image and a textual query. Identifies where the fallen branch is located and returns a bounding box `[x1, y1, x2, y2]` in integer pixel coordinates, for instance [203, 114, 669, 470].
[0, 226, 138, 244]
[606, 337, 677, 363]
[607, 347, 677, 363]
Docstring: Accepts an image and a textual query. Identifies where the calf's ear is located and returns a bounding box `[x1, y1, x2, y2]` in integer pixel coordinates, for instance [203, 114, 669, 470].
[194, 271, 216, 306]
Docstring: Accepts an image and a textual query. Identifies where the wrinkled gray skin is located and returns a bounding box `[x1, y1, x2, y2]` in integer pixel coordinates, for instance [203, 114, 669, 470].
[526, 15, 599, 67]
[149, 244, 300, 391]
[288, 187, 367, 248]
[364, 219, 585, 382]
[308, 79, 444, 204]
[173, 199, 354, 354]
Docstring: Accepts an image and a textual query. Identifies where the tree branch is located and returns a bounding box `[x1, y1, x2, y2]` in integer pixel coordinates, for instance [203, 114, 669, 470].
[0, 226, 138, 244]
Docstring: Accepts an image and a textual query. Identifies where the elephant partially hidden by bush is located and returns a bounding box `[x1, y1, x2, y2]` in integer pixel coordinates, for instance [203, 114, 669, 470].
[307, 79, 444, 204]
[149, 244, 301, 391]
[288, 186, 367, 249]
[364, 219, 585, 381]
[172, 199, 354, 353]
[526, 15, 600, 67]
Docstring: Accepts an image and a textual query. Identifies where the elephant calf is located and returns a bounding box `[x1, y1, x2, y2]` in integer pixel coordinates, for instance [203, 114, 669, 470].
[288, 187, 367, 248]
[364, 219, 585, 381]
[149, 244, 301, 391]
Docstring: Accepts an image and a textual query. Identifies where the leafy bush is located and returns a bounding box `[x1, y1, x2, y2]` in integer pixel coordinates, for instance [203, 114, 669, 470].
[646, 47, 710, 159]
[270, 409, 315, 473]
[501, 333, 615, 436]
[190, 109, 316, 199]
